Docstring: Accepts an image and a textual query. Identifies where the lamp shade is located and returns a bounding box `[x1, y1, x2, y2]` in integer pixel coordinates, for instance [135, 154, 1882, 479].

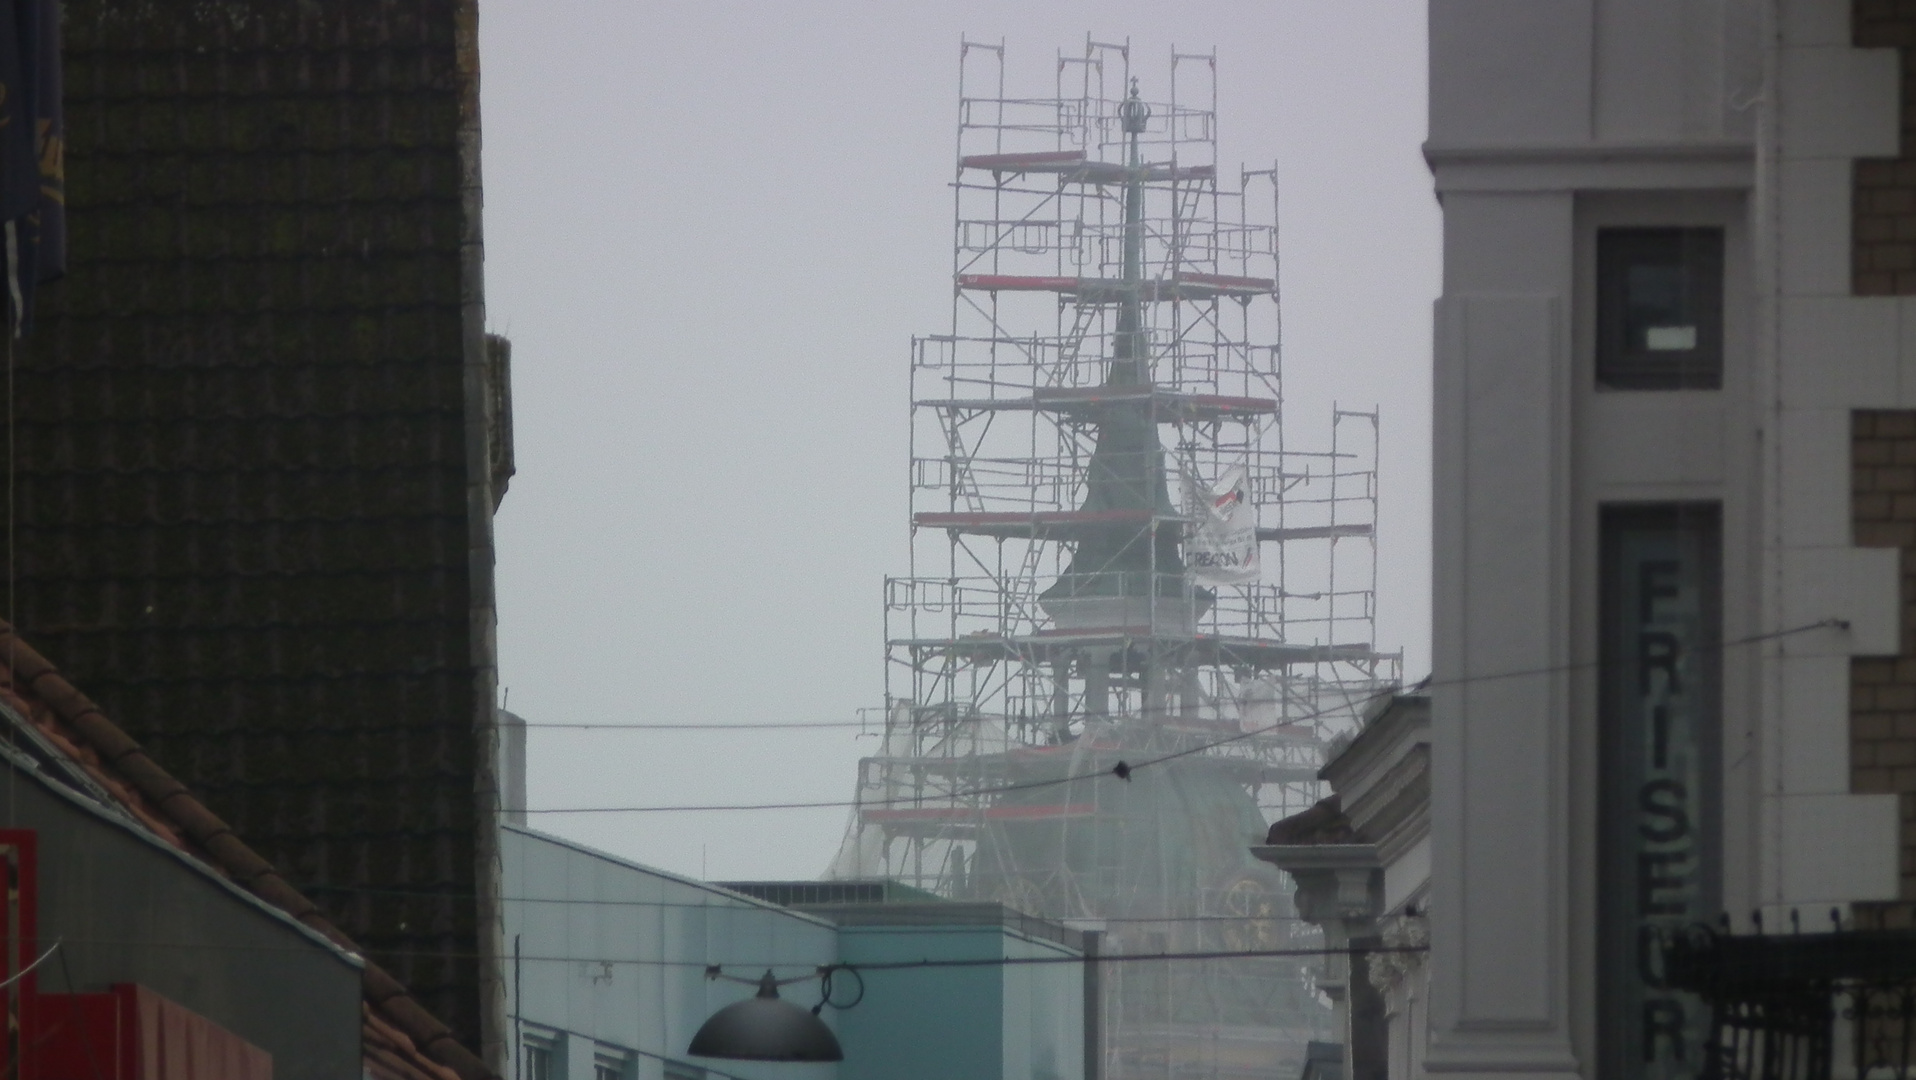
[688, 971, 845, 1062]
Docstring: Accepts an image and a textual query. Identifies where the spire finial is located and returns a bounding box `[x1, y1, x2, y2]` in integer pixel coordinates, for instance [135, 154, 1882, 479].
[1120, 78, 1150, 135]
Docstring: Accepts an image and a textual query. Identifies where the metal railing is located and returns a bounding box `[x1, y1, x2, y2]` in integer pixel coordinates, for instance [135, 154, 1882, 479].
[1661, 924, 1916, 1080]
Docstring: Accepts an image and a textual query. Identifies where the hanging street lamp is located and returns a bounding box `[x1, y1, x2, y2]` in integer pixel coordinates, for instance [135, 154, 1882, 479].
[687, 968, 847, 1062]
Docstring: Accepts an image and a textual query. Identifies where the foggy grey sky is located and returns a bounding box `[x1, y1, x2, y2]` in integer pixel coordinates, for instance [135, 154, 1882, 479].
[477, 0, 1438, 882]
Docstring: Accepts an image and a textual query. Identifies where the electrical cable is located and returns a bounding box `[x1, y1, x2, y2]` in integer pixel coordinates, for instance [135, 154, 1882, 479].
[1092, 618, 1846, 779]
[300, 883, 1314, 922]
[7, 299, 16, 836]
[521, 720, 875, 731]
[56, 942, 108, 1080]
[0, 935, 57, 990]
[505, 618, 1844, 816]
[818, 964, 864, 1010]
[826, 944, 1427, 970]
[44, 933, 1423, 969]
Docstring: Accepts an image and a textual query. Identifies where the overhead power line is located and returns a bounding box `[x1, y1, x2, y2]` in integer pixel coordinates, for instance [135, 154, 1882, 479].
[55, 934, 1424, 970]
[506, 619, 1845, 816]
[520, 720, 873, 731]
[304, 883, 1313, 922]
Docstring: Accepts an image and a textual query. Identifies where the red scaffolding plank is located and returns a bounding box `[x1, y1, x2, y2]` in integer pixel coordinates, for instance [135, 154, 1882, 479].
[958, 151, 1218, 185]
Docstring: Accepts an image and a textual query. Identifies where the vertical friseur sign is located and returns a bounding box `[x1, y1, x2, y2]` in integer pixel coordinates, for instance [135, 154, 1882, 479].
[1599, 505, 1721, 1080]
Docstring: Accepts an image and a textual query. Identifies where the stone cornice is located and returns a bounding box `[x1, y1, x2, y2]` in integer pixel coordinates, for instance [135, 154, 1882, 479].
[1423, 140, 1755, 193]
[1323, 695, 1432, 852]
[1323, 694, 1428, 788]
[1251, 842, 1379, 874]
[1423, 140, 1754, 167]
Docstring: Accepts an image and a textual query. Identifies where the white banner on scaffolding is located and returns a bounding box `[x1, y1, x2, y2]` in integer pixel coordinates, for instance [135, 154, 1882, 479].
[1187, 465, 1260, 584]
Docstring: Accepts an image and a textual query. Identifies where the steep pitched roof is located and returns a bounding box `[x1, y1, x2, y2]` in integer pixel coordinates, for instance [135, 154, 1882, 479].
[0, 619, 493, 1080]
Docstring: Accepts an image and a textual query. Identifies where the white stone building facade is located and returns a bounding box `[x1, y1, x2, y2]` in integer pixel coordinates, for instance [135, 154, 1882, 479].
[1426, 0, 1915, 1077]
[1257, 694, 1432, 1080]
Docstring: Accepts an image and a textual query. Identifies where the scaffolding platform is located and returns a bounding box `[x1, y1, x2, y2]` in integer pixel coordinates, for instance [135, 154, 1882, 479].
[959, 149, 1217, 184]
[956, 273, 1275, 302]
[890, 630, 1384, 671]
[917, 388, 1279, 422]
[912, 509, 1180, 540]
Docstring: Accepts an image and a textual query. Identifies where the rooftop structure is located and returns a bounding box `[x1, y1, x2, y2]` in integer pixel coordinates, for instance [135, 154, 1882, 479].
[502, 831, 1086, 1080]
[830, 39, 1402, 1080]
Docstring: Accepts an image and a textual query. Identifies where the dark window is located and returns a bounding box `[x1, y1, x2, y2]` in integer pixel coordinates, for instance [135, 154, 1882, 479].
[1597, 228, 1725, 389]
[524, 1042, 555, 1080]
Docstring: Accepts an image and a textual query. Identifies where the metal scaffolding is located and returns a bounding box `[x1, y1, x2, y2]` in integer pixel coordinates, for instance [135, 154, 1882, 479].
[830, 39, 1401, 1080]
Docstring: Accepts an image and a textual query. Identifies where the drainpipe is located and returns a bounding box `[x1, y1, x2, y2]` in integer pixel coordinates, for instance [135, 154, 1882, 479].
[1082, 929, 1102, 1080]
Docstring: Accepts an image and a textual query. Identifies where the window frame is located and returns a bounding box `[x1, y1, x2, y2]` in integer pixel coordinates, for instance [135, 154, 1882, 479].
[1595, 226, 1727, 391]
[593, 1049, 635, 1080]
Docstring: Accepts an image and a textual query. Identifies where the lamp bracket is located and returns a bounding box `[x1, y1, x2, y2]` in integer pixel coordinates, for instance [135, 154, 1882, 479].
[703, 964, 867, 1015]
[703, 964, 840, 990]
